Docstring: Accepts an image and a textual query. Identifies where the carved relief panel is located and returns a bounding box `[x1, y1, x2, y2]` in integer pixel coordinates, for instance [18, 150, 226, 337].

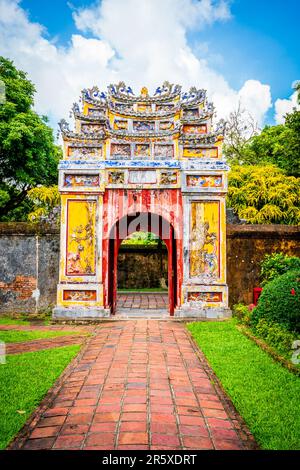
[190, 201, 220, 282]
[66, 200, 97, 277]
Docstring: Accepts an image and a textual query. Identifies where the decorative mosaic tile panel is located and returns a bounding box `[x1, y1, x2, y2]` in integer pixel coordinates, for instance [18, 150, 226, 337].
[67, 146, 102, 159]
[81, 123, 103, 134]
[110, 143, 131, 158]
[188, 292, 222, 302]
[154, 144, 174, 159]
[159, 121, 174, 131]
[183, 124, 207, 134]
[186, 175, 222, 188]
[137, 103, 152, 113]
[115, 102, 133, 113]
[133, 121, 155, 132]
[133, 143, 151, 158]
[160, 171, 178, 185]
[128, 171, 157, 184]
[156, 104, 174, 112]
[114, 119, 128, 130]
[63, 174, 100, 188]
[87, 108, 103, 116]
[108, 171, 125, 184]
[183, 108, 199, 119]
[183, 147, 218, 158]
[63, 290, 97, 301]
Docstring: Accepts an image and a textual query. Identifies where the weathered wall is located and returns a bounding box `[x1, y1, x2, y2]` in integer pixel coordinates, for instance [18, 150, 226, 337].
[117, 245, 168, 289]
[0, 223, 299, 313]
[0, 223, 59, 314]
[227, 225, 300, 306]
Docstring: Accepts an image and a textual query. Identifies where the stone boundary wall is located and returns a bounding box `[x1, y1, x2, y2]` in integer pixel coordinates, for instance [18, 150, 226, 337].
[227, 224, 300, 306]
[0, 223, 299, 313]
[118, 244, 168, 290]
[0, 223, 59, 314]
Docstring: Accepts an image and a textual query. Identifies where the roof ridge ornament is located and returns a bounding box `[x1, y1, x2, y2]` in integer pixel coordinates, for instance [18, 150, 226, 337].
[140, 86, 149, 97]
[215, 119, 227, 136]
[108, 81, 135, 97]
[82, 86, 107, 103]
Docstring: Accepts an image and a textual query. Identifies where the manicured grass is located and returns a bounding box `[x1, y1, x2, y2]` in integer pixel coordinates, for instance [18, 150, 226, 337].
[0, 329, 86, 343]
[187, 320, 300, 450]
[0, 345, 80, 449]
[0, 318, 30, 326]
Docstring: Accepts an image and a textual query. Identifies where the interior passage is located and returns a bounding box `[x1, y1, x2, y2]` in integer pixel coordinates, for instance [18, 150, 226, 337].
[117, 293, 168, 310]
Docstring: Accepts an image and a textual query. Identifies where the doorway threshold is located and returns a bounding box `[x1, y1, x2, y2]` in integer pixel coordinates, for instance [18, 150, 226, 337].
[115, 308, 169, 319]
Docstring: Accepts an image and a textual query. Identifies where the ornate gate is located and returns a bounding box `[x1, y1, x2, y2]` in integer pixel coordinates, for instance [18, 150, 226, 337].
[53, 82, 230, 319]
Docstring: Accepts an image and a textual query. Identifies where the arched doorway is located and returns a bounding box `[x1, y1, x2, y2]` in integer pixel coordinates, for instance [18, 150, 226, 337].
[107, 212, 177, 315]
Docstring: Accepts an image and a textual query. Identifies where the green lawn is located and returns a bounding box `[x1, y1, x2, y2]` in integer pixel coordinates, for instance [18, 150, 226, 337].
[0, 329, 86, 344]
[187, 320, 300, 450]
[0, 318, 30, 326]
[0, 345, 80, 449]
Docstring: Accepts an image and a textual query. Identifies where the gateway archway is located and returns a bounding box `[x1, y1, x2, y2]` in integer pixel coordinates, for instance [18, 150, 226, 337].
[53, 82, 230, 319]
[107, 212, 177, 315]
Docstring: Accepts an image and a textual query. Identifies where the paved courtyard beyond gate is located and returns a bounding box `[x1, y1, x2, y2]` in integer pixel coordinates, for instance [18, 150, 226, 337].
[11, 321, 255, 450]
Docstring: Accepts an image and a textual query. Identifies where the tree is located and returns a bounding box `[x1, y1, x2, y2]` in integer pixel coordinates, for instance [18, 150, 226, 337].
[223, 103, 259, 164]
[227, 165, 300, 225]
[249, 113, 300, 177]
[0, 57, 60, 220]
[293, 80, 300, 105]
[27, 186, 60, 224]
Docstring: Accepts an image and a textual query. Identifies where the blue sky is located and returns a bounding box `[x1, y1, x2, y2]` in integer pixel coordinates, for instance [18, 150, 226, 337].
[1, 0, 299, 127]
[21, 0, 299, 106]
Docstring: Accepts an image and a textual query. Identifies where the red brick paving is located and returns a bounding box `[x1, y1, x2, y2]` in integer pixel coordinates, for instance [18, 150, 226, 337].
[10, 321, 256, 450]
[117, 293, 168, 309]
[0, 324, 92, 354]
[6, 335, 88, 354]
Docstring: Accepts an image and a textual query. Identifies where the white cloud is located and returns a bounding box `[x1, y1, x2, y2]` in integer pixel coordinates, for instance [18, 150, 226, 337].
[275, 91, 300, 124]
[0, 0, 115, 127]
[0, 0, 273, 130]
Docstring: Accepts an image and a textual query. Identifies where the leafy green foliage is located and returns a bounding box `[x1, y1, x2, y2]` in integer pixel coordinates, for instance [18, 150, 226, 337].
[252, 318, 298, 358]
[0, 318, 30, 325]
[224, 109, 300, 177]
[0, 329, 86, 343]
[187, 320, 300, 449]
[0, 57, 60, 221]
[252, 270, 300, 333]
[227, 165, 300, 224]
[232, 303, 252, 325]
[0, 345, 80, 449]
[122, 231, 161, 246]
[260, 252, 300, 286]
[27, 185, 60, 223]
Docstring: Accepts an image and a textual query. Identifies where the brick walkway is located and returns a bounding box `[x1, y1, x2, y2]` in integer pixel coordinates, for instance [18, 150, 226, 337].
[117, 293, 168, 309]
[6, 334, 89, 355]
[0, 324, 94, 354]
[11, 321, 255, 450]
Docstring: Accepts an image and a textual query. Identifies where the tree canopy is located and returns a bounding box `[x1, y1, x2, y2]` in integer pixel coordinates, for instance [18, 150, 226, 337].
[227, 165, 300, 224]
[224, 108, 300, 178]
[0, 57, 60, 220]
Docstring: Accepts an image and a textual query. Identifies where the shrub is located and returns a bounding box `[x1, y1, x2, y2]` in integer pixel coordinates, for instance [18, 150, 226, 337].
[227, 165, 300, 225]
[251, 270, 300, 333]
[252, 318, 298, 357]
[232, 303, 252, 325]
[260, 253, 300, 286]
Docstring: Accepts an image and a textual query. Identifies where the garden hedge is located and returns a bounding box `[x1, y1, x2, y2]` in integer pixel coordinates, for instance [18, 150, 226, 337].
[252, 270, 300, 333]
